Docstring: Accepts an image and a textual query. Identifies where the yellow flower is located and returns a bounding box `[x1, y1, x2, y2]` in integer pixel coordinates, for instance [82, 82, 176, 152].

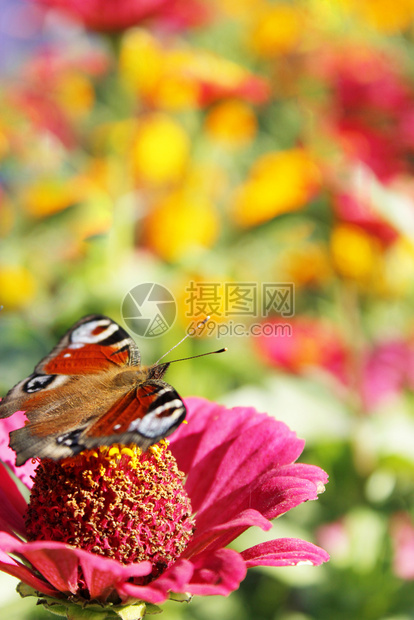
[232, 149, 321, 227]
[0, 265, 37, 310]
[330, 224, 382, 282]
[131, 114, 190, 186]
[119, 29, 165, 98]
[144, 190, 218, 262]
[250, 3, 305, 57]
[205, 100, 257, 147]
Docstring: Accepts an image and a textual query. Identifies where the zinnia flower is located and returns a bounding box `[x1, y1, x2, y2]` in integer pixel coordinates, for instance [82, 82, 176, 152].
[0, 397, 328, 618]
[32, 0, 209, 32]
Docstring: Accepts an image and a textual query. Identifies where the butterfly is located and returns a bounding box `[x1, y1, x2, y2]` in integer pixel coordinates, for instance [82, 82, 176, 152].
[0, 315, 188, 466]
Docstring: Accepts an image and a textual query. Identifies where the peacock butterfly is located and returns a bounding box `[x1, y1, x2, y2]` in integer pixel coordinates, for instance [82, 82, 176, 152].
[0, 315, 203, 466]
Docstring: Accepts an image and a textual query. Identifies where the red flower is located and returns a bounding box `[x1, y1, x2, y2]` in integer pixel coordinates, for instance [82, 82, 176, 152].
[0, 398, 328, 615]
[31, 0, 209, 31]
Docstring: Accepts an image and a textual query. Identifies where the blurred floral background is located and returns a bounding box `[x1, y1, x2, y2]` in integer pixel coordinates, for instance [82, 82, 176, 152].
[2, 0, 414, 618]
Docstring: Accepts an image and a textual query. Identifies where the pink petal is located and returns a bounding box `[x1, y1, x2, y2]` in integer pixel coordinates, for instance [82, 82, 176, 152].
[120, 559, 194, 604]
[241, 538, 330, 567]
[184, 509, 272, 559]
[194, 467, 326, 533]
[0, 463, 27, 536]
[13, 544, 80, 594]
[173, 398, 305, 514]
[186, 470, 325, 558]
[186, 548, 247, 596]
[0, 533, 153, 601]
[78, 552, 152, 601]
[0, 545, 58, 597]
[0, 558, 58, 597]
[0, 411, 36, 488]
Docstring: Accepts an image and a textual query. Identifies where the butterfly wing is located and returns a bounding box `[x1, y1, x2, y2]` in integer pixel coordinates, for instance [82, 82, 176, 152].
[9, 380, 186, 465]
[0, 314, 139, 419]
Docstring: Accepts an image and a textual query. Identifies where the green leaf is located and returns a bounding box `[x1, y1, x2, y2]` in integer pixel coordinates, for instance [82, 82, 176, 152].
[16, 582, 39, 599]
[115, 601, 162, 619]
[169, 592, 193, 603]
[114, 602, 147, 620]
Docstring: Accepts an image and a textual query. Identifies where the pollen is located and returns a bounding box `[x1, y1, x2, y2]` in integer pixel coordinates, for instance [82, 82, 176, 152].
[25, 442, 195, 583]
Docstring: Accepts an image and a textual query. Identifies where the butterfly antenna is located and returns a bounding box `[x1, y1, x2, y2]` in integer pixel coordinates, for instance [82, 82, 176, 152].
[161, 347, 227, 366]
[155, 316, 223, 365]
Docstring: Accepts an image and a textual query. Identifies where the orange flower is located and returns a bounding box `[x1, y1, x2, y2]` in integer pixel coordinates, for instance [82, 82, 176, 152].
[205, 100, 257, 147]
[232, 149, 321, 227]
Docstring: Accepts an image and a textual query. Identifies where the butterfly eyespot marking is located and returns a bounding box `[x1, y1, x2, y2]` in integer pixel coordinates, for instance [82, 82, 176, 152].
[24, 375, 57, 393]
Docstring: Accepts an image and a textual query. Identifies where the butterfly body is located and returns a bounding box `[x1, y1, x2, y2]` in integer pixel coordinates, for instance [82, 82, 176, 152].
[0, 315, 186, 466]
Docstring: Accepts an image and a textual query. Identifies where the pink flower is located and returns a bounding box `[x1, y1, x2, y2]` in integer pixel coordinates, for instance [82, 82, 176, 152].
[361, 339, 414, 410]
[254, 317, 348, 384]
[391, 512, 414, 580]
[0, 397, 328, 616]
[31, 0, 210, 32]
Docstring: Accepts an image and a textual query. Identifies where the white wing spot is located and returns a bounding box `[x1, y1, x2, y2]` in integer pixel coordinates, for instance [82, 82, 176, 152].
[72, 320, 119, 344]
